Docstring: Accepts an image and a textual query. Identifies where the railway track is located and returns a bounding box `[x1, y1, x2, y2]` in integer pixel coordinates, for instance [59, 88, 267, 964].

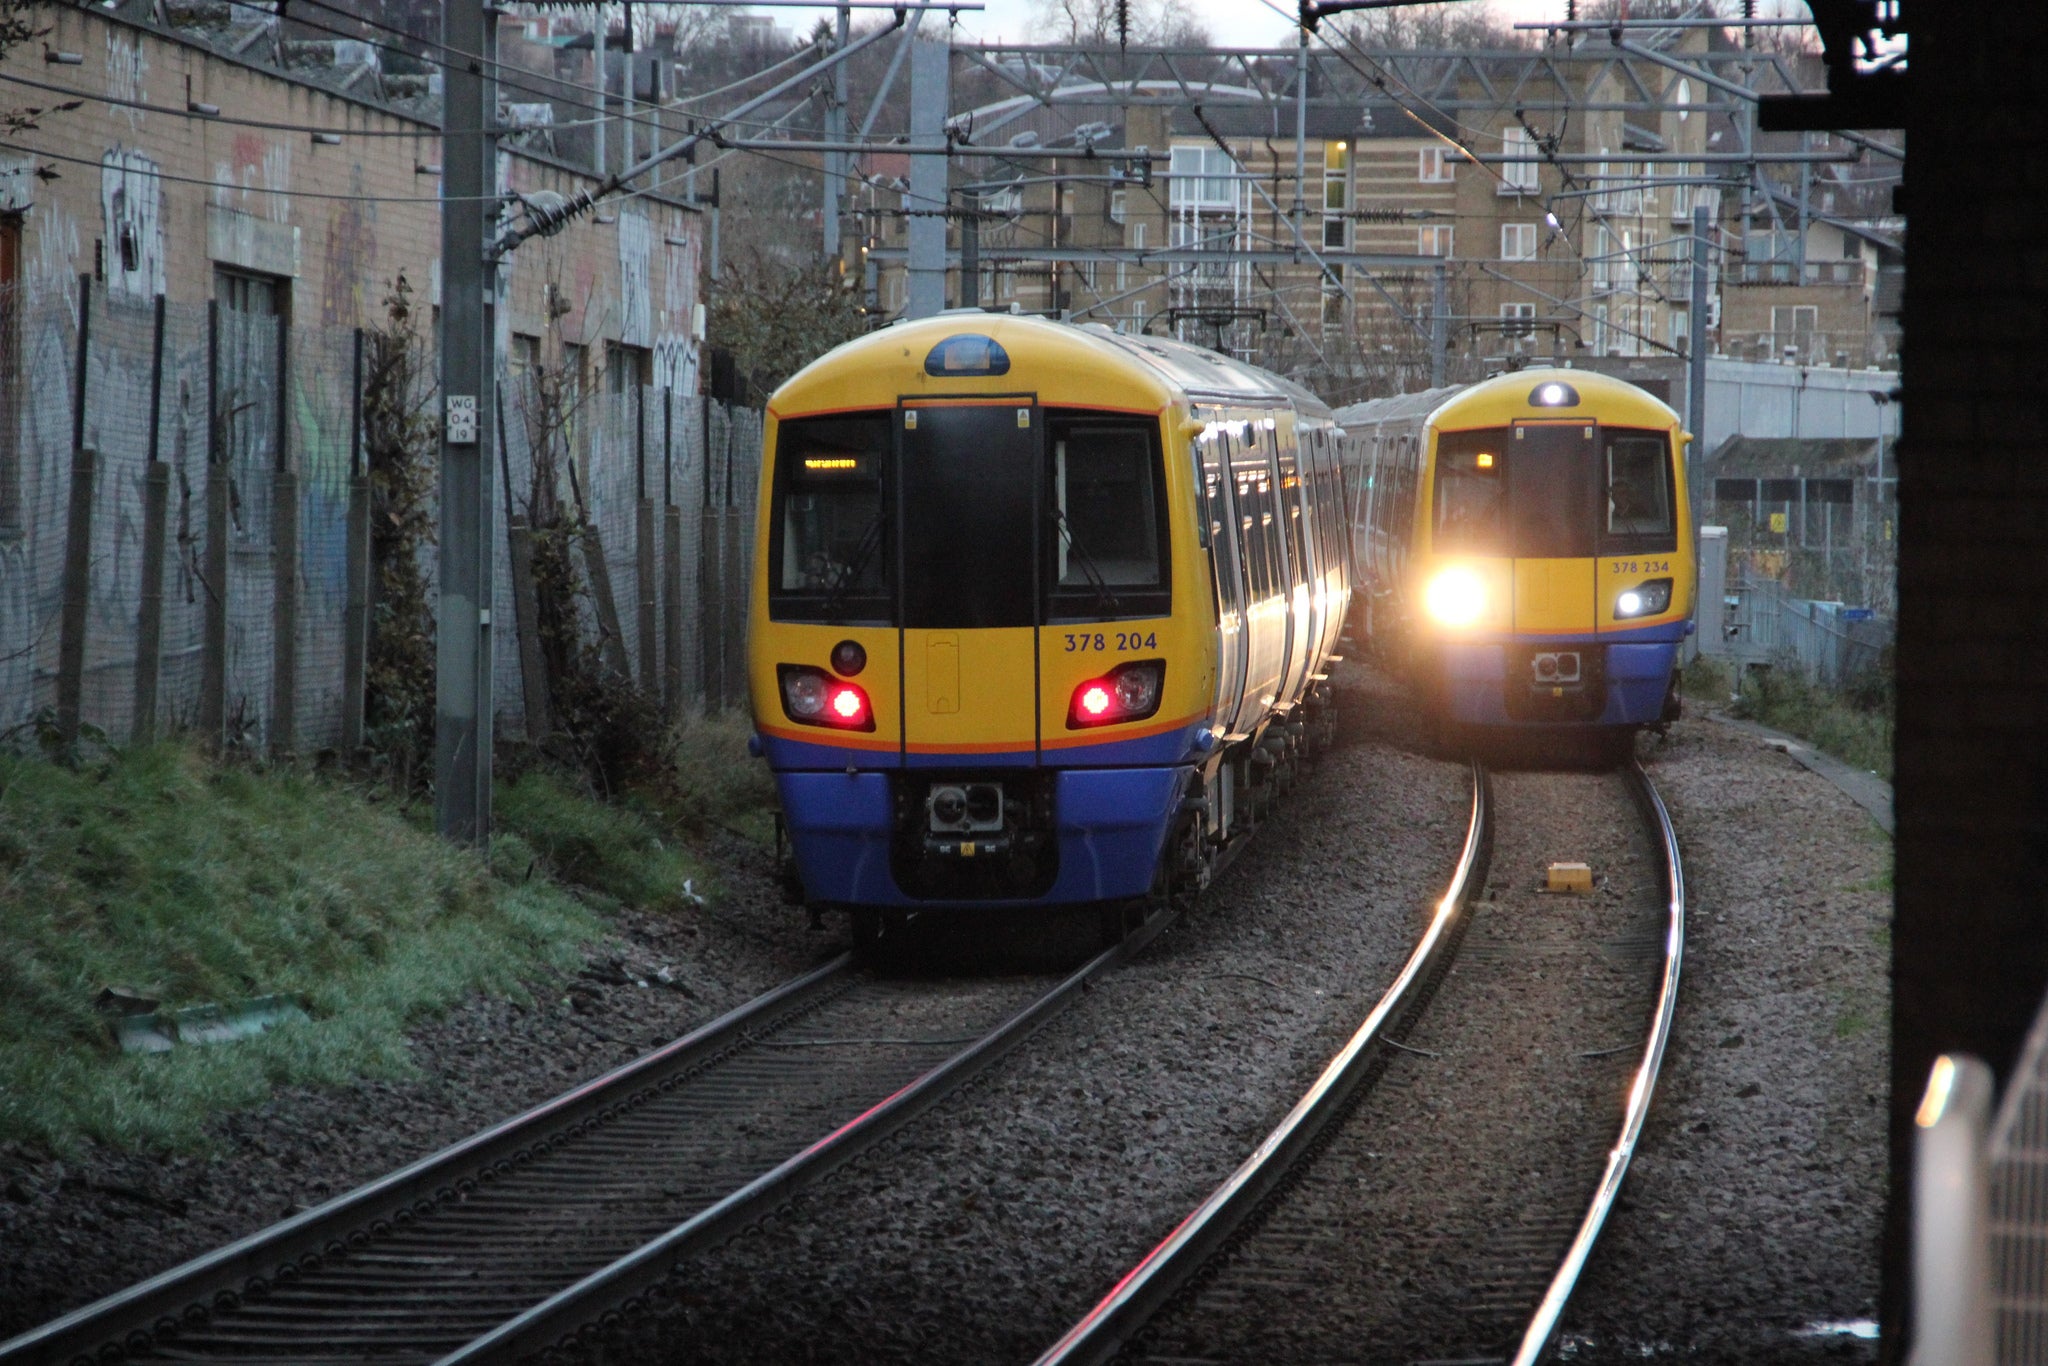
[1036, 757, 1685, 1366]
[0, 913, 1174, 1366]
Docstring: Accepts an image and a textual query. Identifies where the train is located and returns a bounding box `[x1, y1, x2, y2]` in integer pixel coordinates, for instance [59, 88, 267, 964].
[746, 314, 1349, 941]
[1335, 368, 1697, 750]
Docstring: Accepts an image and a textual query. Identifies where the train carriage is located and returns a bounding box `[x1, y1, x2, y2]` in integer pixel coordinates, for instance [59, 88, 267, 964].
[1337, 368, 1697, 743]
[748, 315, 1348, 923]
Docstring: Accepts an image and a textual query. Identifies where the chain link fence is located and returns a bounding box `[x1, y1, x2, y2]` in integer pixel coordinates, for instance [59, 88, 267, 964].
[0, 279, 760, 751]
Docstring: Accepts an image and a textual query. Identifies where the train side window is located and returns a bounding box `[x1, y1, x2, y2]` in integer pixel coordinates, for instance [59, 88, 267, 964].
[1603, 430, 1677, 542]
[770, 413, 891, 621]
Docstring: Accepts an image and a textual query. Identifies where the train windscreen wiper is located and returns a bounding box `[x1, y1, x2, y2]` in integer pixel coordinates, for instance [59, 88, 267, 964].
[1054, 508, 1124, 616]
[819, 513, 883, 620]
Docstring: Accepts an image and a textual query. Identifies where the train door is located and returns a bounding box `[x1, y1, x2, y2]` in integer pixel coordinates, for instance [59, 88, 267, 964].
[1506, 420, 1599, 635]
[1200, 421, 1251, 737]
[896, 399, 1043, 765]
[1270, 420, 1310, 709]
[1234, 423, 1287, 735]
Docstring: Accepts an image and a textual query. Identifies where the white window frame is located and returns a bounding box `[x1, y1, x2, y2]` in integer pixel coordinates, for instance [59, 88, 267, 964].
[1419, 225, 1454, 257]
[1419, 146, 1454, 183]
[1500, 126, 1540, 194]
[1501, 223, 1537, 261]
[1169, 143, 1241, 210]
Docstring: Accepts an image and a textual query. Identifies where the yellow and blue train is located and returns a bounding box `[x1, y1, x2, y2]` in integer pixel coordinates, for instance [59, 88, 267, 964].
[747, 315, 1348, 926]
[1336, 368, 1696, 741]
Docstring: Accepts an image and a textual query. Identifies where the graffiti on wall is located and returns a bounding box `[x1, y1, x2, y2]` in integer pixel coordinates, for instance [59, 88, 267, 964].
[101, 148, 167, 301]
[105, 28, 148, 132]
[214, 134, 292, 225]
[320, 165, 377, 327]
[618, 206, 651, 349]
[654, 218, 699, 393]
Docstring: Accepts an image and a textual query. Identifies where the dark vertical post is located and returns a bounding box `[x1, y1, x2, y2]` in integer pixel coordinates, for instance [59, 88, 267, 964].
[960, 193, 980, 309]
[635, 381, 657, 692]
[341, 327, 370, 751]
[699, 393, 720, 704]
[720, 408, 743, 707]
[436, 0, 499, 841]
[1687, 202, 1710, 531]
[270, 311, 298, 755]
[133, 294, 170, 745]
[200, 299, 228, 745]
[1430, 264, 1447, 389]
[55, 275, 94, 744]
[662, 387, 683, 714]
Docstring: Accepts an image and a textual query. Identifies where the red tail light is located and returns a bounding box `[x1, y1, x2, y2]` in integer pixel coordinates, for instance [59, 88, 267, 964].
[778, 664, 875, 732]
[1067, 660, 1165, 729]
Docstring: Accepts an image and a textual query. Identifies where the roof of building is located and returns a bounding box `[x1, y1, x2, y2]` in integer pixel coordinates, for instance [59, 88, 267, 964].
[1166, 101, 1456, 144]
[1706, 435, 1880, 475]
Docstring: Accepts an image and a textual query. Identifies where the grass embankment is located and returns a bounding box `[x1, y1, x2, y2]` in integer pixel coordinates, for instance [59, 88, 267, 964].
[0, 710, 773, 1154]
[1682, 654, 1894, 781]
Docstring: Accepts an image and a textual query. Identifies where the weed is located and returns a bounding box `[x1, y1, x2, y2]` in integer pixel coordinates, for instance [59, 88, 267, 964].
[0, 744, 598, 1153]
[494, 766, 707, 910]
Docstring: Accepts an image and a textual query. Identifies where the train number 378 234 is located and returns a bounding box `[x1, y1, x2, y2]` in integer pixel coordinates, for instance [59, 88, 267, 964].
[1063, 631, 1159, 652]
[1608, 559, 1672, 576]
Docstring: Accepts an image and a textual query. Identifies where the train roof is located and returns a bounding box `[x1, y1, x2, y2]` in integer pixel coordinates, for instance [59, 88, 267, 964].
[1334, 367, 1683, 434]
[768, 313, 1331, 422]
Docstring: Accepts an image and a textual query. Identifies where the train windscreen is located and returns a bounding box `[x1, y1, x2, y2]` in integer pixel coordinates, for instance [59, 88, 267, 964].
[770, 414, 892, 622]
[899, 403, 1040, 629]
[1435, 423, 1675, 559]
[1047, 416, 1172, 621]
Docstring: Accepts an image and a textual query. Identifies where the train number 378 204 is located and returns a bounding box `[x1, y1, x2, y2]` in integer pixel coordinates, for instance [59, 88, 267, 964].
[1063, 631, 1159, 652]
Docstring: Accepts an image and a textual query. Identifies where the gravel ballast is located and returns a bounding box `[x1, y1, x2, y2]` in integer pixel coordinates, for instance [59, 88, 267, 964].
[0, 671, 1891, 1363]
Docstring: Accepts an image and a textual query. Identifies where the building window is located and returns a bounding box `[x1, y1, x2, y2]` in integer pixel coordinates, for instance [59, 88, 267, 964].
[1500, 126, 1539, 194]
[1108, 189, 1127, 225]
[1130, 221, 1146, 250]
[1323, 140, 1350, 250]
[1419, 146, 1454, 183]
[213, 267, 292, 545]
[605, 341, 650, 393]
[1501, 223, 1538, 261]
[1169, 144, 1240, 210]
[1501, 302, 1536, 338]
[1132, 299, 1146, 327]
[1419, 225, 1454, 257]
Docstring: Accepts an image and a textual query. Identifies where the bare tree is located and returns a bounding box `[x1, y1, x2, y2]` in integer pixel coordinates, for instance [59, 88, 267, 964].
[1029, 0, 1212, 49]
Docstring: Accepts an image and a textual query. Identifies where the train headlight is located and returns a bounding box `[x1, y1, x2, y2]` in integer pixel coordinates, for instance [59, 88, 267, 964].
[1614, 578, 1673, 620]
[1423, 566, 1488, 628]
[778, 664, 875, 731]
[1068, 660, 1166, 729]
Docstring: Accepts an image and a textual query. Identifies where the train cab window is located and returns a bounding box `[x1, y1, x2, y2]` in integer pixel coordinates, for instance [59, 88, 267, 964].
[1433, 430, 1507, 552]
[770, 414, 891, 621]
[1048, 419, 1170, 621]
[1603, 432, 1677, 542]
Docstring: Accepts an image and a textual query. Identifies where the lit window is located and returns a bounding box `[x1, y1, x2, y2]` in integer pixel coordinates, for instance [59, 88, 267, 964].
[1419, 146, 1454, 183]
[1501, 223, 1538, 261]
[1500, 126, 1539, 194]
[1419, 225, 1454, 257]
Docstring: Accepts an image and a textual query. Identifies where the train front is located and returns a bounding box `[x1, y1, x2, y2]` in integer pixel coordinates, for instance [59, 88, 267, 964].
[1412, 370, 1696, 730]
[747, 318, 1215, 911]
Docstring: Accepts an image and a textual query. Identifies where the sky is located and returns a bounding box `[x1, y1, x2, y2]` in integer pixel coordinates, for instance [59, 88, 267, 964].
[751, 1, 1817, 51]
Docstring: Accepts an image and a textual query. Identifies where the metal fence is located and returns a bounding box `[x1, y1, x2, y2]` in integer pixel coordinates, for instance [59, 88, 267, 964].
[1698, 526, 1894, 687]
[0, 278, 760, 752]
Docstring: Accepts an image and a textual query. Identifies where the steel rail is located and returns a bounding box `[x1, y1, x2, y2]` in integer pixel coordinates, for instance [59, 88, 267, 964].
[0, 956, 855, 1366]
[436, 907, 1178, 1364]
[1509, 757, 1687, 1366]
[1032, 760, 1493, 1366]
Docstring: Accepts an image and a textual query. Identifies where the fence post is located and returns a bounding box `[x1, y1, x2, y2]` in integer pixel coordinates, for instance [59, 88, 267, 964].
[721, 412, 745, 710]
[341, 328, 370, 751]
[199, 299, 229, 747]
[635, 383, 658, 694]
[698, 396, 723, 707]
[662, 387, 683, 716]
[133, 294, 170, 745]
[270, 311, 298, 756]
[55, 276, 94, 745]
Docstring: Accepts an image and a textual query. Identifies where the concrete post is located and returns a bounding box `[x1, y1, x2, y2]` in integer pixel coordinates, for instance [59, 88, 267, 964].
[906, 36, 950, 319]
